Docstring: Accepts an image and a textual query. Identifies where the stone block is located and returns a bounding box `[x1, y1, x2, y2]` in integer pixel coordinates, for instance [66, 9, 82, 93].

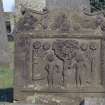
[85, 98, 105, 105]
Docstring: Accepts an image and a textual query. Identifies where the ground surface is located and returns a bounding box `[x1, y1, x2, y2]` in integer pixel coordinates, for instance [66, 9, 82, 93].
[0, 66, 13, 88]
[0, 42, 14, 102]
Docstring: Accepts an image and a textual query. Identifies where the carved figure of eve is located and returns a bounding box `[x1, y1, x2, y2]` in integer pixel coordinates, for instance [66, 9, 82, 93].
[45, 53, 61, 88]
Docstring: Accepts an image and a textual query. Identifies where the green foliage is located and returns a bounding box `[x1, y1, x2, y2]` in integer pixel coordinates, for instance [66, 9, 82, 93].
[90, 0, 105, 11]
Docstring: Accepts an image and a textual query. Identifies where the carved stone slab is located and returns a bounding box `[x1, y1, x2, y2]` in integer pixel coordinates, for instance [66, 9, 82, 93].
[14, 9, 105, 104]
[14, 32, 105, 103]
[29, 39, 101, 90]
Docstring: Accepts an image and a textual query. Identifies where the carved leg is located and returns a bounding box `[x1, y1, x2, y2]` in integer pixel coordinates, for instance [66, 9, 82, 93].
[62, 62, 65, 86]
[47, 74, 53, 88]
[79, 75, 82, 86]
[75, 64, 78, 87]
[91, 58, 93, 73]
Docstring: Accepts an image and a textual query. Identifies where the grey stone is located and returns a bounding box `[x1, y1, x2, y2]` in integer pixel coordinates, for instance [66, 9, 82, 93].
[15, 0, 45, 21]
[46, 0, 90, 11]
[0, 104, 41, 105]
[14, 1, 105, 104]
[85, 98, 105, 105]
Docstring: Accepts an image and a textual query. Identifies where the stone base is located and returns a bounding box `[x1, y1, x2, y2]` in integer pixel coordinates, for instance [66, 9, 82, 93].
[85, 98, 105, 105]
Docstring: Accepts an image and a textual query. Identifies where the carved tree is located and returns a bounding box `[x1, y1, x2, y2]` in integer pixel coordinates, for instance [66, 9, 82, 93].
[52, 40, 79, 85]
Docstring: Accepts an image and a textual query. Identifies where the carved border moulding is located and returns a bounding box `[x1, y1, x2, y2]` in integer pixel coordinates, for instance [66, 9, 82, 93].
[25, 93, 82, 104]
[20, 38, 104, 92]
[15, 8, 105, 35]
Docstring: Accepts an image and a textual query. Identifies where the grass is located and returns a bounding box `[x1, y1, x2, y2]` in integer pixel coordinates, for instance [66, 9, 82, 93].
[0, 66, 13, 89]
[0, 42, 14, 89]
[0, 42, 14, 102]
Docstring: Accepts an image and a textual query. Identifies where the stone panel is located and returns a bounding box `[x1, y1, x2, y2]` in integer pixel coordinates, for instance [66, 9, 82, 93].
[14, 33, 105, 102]
[28, 38, 101, 90]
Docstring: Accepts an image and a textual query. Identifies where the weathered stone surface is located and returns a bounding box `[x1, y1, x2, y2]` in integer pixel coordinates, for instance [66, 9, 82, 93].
[15, 0, 45, 21]
[0, 104, 39, 105]
[14, 2, 105, 104]
[14, 33, 105, 103]
[85, 98, 105, 105]
[46, 0, 90, 11]
[22, 38, 101, 89]
[15, 9, 104, 35]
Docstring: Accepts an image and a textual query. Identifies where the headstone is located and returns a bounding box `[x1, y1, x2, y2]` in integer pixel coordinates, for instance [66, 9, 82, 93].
[14, 0, 105, 104]
[46, 0, 90, 11]
[0, 0, 9, 65]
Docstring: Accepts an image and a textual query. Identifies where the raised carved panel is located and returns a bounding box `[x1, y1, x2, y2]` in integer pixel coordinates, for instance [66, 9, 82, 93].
[28, 39, 101, 90]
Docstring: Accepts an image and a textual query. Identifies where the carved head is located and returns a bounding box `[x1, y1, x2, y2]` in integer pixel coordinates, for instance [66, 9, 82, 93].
[80, 43, 88, 51]
[33, 41, 41, 49]
[76, 54, 84, 63]
[89, 42, 97, 51]
[46, 53, 55, 62]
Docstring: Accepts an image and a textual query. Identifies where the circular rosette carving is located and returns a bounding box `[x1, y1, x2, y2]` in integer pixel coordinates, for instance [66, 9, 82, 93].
[33, 41, 41, 49]
[52, 40, 79, 61]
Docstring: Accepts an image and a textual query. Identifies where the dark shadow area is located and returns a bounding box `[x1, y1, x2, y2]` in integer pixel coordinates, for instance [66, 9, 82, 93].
[80, 100, 84, 105]
[0, 88, 13, 102]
